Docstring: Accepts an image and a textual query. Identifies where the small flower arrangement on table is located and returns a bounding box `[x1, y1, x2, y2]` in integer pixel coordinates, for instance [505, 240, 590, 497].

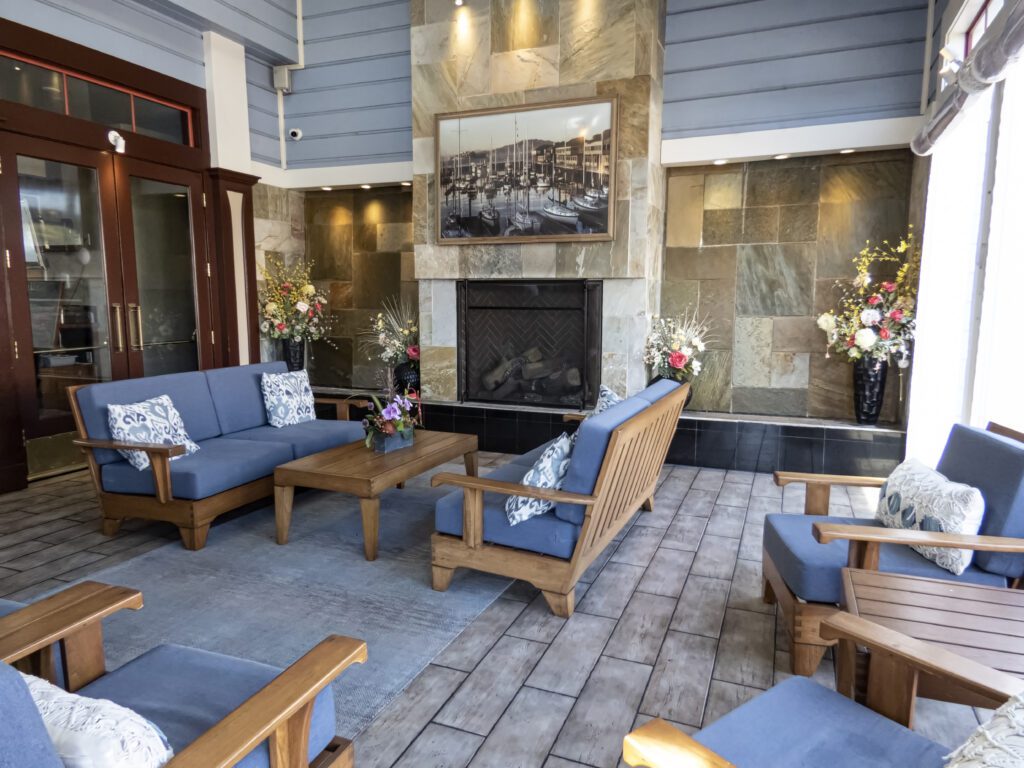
[643, 312, 710, 382]
[363, 387, 422, 453]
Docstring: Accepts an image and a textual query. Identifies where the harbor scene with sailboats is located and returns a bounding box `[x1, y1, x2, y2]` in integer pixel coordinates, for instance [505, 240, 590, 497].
[437, 100, 614, 241]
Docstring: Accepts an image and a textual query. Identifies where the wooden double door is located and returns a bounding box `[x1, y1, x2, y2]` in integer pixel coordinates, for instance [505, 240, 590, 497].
[0, 133, 216, 445]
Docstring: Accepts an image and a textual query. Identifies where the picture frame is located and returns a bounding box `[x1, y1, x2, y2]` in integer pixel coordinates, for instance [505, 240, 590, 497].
[435, 96, 617, 246]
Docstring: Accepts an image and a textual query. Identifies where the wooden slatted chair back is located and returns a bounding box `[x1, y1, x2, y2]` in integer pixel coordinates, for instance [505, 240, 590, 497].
[572, 383, 689, 577]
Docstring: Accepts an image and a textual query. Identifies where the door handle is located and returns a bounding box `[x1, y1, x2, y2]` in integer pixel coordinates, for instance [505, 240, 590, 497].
[111, 303, 125, 353]
[127, 303, 144, 351]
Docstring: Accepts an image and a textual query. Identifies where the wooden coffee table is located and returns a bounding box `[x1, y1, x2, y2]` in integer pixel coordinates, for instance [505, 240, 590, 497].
[274, 430, 479, 561]
[841, 567, 1024, 711]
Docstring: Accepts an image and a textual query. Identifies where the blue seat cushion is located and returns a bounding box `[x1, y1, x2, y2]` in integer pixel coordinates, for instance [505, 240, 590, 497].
[205, 362, 288, 434]
[0, 662, 64, 767]
[101, 437, 292, 500]
[79, 644, 334, 768]
[937, 424, 1024, 579]
[435, 462, 581, 559]
[695, 677, 946, 767]
[556, 396, 650, 525]
[229, 420, 364, 459]
[635, 378, 681, 404]
[75, 372, 221, 466]
[764, 513, 1007, 603]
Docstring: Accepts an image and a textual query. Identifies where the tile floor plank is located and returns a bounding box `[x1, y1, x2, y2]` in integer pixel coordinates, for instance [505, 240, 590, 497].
[527, 612, 617, 697]
[609, 526, 665, 567]
[393, 724, 483, 768]
[691, 535, 740, 580]
[469, 687, 575, 768]
[636, 547, 693, 598]
[604, 592, 676, 665]
[640, 631, 717, 726]
[433, 598, 527, 672]
[669, 576, 730, 638]
[712, 609, 775, 689]
[576, 562, 645, 619]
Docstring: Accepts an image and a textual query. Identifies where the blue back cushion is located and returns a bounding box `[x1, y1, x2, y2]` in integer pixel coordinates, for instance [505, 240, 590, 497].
[75, 372, 221, 466]
[0, 662, 64, 767]
[205, 362, 288, 434]
[635, 378, 680, 404]
[937, 424, 1024, 578]
[556, 396, 650, 524]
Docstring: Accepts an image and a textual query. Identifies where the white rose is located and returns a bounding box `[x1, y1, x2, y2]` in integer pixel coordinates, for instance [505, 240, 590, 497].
[854, 328, 877, 351]
[816, 313, 836, 333]
[691, 360, 702, 376]
[859, 309, 881, 326]
[693, 337, 705, 353]
[295, 301, 310, 313]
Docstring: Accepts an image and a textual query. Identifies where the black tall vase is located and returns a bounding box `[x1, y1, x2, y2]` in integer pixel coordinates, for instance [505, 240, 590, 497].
[647, 373, 694, 408]
[394, 361, 420, 394]
[853, 357, 888, 425]
[281, 338, 305, 372]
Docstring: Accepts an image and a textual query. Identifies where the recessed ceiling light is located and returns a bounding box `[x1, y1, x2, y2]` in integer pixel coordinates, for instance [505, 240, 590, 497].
[712, 159, 728, 166]
[774, 154, 790, 160]
[401, 181, 412, 187]
[454, 0, 463, 5]
[840, 149, 856, 154]
[13, 65, 21, 72]
[360, 184, 372, 189]
[321, 186, 332, 191]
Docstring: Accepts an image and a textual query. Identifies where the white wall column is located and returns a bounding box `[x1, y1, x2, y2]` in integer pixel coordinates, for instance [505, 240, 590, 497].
[203, 31, 252, 173]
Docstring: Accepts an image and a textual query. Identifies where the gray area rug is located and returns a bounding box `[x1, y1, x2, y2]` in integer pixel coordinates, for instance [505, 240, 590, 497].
[81, 469, 509, 737]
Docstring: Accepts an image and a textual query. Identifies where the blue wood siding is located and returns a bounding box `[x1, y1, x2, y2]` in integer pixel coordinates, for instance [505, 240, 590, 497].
[283, 0, 412, 168]
[146, 0, 298, 62]
[247, 56, 282, 166]
[663, 0, 929, 139]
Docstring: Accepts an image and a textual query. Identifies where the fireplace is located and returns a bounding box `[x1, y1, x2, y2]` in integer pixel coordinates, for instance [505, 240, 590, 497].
[457, 280, 602, 409]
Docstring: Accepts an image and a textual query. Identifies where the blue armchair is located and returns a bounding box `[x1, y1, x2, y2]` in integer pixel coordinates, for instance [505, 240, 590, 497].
[764, 424, 1024, 675]
[623, 612, 1024, 768]
[0, 582, 366, 768]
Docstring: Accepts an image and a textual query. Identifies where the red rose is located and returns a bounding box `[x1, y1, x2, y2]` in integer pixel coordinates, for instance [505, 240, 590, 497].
[888, 309, 904, 322]
[275, 322, 287, 332]
[867, 295, 882, 306]
[308, 310, 314, 318]
[315, 303, 322, 311]
[879, 327, 891, 340]
[846, 336, 855, 348]
[668, 351, 688, 369]
[280, 283, 291, 293]
[406, 345, 420, 361]
[882, 282, 897, 293]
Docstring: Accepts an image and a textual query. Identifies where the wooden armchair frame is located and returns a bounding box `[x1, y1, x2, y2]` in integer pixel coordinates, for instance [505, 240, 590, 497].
[68, 383, 367, 551]
[766, 468, 1024, 675]
[623, 612, 1024, 768]
[431, 384, 689, 617]
[0, 581, 367, 768]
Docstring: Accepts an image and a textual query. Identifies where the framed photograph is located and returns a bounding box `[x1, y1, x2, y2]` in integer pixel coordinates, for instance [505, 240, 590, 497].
[435, 97, 617, 245]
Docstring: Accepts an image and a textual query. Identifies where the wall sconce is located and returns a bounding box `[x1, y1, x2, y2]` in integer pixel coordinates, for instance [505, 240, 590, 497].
[107, 130, 126, 154]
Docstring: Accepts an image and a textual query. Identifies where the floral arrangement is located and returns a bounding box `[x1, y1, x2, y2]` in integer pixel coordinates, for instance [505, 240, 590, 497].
[816, 230, 919, 367]
[361, 298, 419, 367]
[643, 312, 710, 382]
[258, 256, 330, 341]
[363, 387, 421, 447]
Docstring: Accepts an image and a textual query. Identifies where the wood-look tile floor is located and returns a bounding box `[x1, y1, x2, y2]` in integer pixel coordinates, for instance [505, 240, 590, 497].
[0, 460, 990, 767]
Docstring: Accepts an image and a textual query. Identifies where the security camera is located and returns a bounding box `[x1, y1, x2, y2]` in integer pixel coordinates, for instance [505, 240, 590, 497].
[288, 128, 303, 141]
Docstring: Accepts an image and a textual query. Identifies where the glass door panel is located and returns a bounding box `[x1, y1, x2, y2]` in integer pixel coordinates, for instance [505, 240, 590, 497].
[125, 177, 199, 376]
[14, 154, 117, 427]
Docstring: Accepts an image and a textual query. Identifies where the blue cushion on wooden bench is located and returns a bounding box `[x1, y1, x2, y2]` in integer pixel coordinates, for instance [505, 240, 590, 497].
[763, 513, 1007, 604]
[229, 420, 364, 460]
[205, 362, 288, 434]
[695, 677, 946, 766]
[101, 437, 293, 499]
[435, 462, 581, 559]
[635, 378, 680, 404]
[0, 662, 64, 767]
[79, 644, 335, 768]
[937, 424, 1024, 579]
[75, 372, 222, 466]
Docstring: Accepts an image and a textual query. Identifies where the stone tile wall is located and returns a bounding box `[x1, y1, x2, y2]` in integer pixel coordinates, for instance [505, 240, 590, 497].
[411, 0, 667, 401]
[254, 183, 306, 363]
[662, 151, 913, 422]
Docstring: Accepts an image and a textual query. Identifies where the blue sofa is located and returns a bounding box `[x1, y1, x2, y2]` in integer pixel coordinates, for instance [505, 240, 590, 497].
[764, 424, 1024, 675]
[70, 362, 364, 550]
[432, 379, 689, 616]
[0, 583, 365, 768]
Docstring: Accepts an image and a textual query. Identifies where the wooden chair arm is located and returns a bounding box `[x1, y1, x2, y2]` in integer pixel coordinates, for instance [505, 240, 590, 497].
[167, 635, 367, 768]
[773, 471, 886, 516]
[623, 718, 735, 768]
[562, 413, 587, 423]
[821, 612, 1024, 704]
[813, 522, 1024, 553]
[314, 396, 370, 421]
[431, 472, 597, 506]
[73, 438, 186, 456]
[0, 581, 143, 690]
[988, 421, 1024, 443]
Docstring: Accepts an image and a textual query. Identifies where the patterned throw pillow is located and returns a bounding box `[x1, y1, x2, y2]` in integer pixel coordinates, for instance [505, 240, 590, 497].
[261, 370, 315, 428]
[506, 432, 574, 526]
[593, 385, 624, 416]
[944, 691, 1024, 766]
[107, 395, 199, 472]
[21, 670, 174, 768]
[876, 458, 985, 575]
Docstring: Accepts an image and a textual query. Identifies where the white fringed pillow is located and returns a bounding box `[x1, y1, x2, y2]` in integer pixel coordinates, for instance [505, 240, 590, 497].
[945, 691, 1024, 766]
[20, 672, 173, 768]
